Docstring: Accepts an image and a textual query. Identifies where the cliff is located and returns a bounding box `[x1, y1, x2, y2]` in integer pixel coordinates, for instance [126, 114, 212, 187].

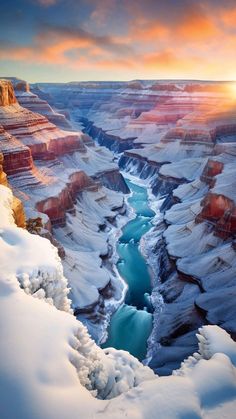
[0, 80, 17, 106]
[0, 152, 7, 185]
[0, 79, 126, 334]
[0, 152, 26, 227]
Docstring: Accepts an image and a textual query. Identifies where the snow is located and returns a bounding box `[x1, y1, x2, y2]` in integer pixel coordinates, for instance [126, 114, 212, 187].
[177, 242, 236, 280]
[174, 178, 209, 201]
[160, 157, 208, 181]
[164, 221, 222, 258]
[1, 184, 236, 418]
[212, 163, 236, 203]
[0, 185, 71, 312]
[53, 188, 124, 310]
[164, 198, 202, 224]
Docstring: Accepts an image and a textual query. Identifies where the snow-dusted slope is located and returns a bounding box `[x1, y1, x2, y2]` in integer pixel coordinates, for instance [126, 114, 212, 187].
[1, 184, 236, 418]
[0, 79, 128, 340]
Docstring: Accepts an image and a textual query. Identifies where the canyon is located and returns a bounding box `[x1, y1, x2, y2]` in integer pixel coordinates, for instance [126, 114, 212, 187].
[35, 79, 236, 374]
[0, 77, 236, 417]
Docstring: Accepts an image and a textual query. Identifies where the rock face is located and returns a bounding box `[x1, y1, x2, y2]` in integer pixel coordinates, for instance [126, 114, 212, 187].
[0, 79, 128, 341]
[93, 168, 130, 194]
[41, 79, 236, 373]
[0, 152, 26, 227]
[4, 77, 72, 129]
[0, 80, 17, 106]
[36, 171, 94, 225]
[0, 152, 8, 185]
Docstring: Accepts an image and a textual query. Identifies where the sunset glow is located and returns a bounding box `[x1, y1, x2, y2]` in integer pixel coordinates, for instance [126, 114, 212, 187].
[1, 1, 236, 82]
[229, 83, 236, 99]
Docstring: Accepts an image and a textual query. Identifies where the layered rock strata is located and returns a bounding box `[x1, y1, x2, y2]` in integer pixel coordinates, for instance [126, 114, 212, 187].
[0, 79, 128, 340]
[40, 80, 236, 373]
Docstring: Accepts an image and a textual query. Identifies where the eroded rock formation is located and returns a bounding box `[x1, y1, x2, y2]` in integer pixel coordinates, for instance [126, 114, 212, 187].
[41, 79, 236, 373]
[9, 78, 236, 375]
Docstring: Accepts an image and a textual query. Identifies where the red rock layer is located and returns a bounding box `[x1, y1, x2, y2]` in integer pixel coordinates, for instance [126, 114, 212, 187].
[36, 171, 95, 225]
[0, 125, 34, 175]
[0, 84, 86, 160]
[164, 102, 236, 145]
[201, 159, 224, 185]
[198, 193, 236, 238]
[0, 152, 8, 186]
[0, 80, 17, 106]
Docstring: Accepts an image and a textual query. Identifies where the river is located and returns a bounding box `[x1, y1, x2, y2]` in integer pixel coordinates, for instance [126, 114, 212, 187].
[102, 178, 155, 360]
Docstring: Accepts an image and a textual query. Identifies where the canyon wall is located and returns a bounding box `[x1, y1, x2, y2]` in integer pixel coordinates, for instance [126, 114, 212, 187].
[0, 79, 128, 341]
[39, 79, 236, 373]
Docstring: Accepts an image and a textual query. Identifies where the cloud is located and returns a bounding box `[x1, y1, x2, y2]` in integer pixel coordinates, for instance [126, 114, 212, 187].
[221, 7, 236, 27]
[0, 23, 133, 67]
[127, 2, 220, 47]
[89, 0, 117, 27]
[1, 0, 236, 80]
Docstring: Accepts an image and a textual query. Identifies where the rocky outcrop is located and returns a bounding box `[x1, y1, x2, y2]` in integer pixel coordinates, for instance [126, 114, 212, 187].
[0, 152, 26, 227]
[0, 80, 17, 106]
[93, 169, 130, 194]
[5, 77, 72, 129]
[85, 122, 137, 153]
[0, 125, 33, 175]
[0, 104, 86, 159]
[36, 171, 95, 226]
[0, 152, 7, 185]
[198, 157, 236, 238]
[12, 195, 26, 228]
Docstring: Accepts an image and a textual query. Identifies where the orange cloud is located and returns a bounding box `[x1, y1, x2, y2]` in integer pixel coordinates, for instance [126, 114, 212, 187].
[129, 19, 169, 42]
[0, 24, 133, 66]
[128, 4, 219, 46]
[221, 8, 236, 27]
[175, 7, 219, 41]
[2, 3, 236, 82]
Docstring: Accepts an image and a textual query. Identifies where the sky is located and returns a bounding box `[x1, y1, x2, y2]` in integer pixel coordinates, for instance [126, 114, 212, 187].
[1, 0, 236, 82]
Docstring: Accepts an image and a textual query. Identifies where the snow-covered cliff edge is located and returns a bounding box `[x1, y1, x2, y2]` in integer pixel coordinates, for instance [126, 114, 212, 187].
[1, 181, 236, 418]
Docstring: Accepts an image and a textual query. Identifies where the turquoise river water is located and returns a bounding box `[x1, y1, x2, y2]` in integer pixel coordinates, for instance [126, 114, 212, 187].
[102, 179, 155, 360]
